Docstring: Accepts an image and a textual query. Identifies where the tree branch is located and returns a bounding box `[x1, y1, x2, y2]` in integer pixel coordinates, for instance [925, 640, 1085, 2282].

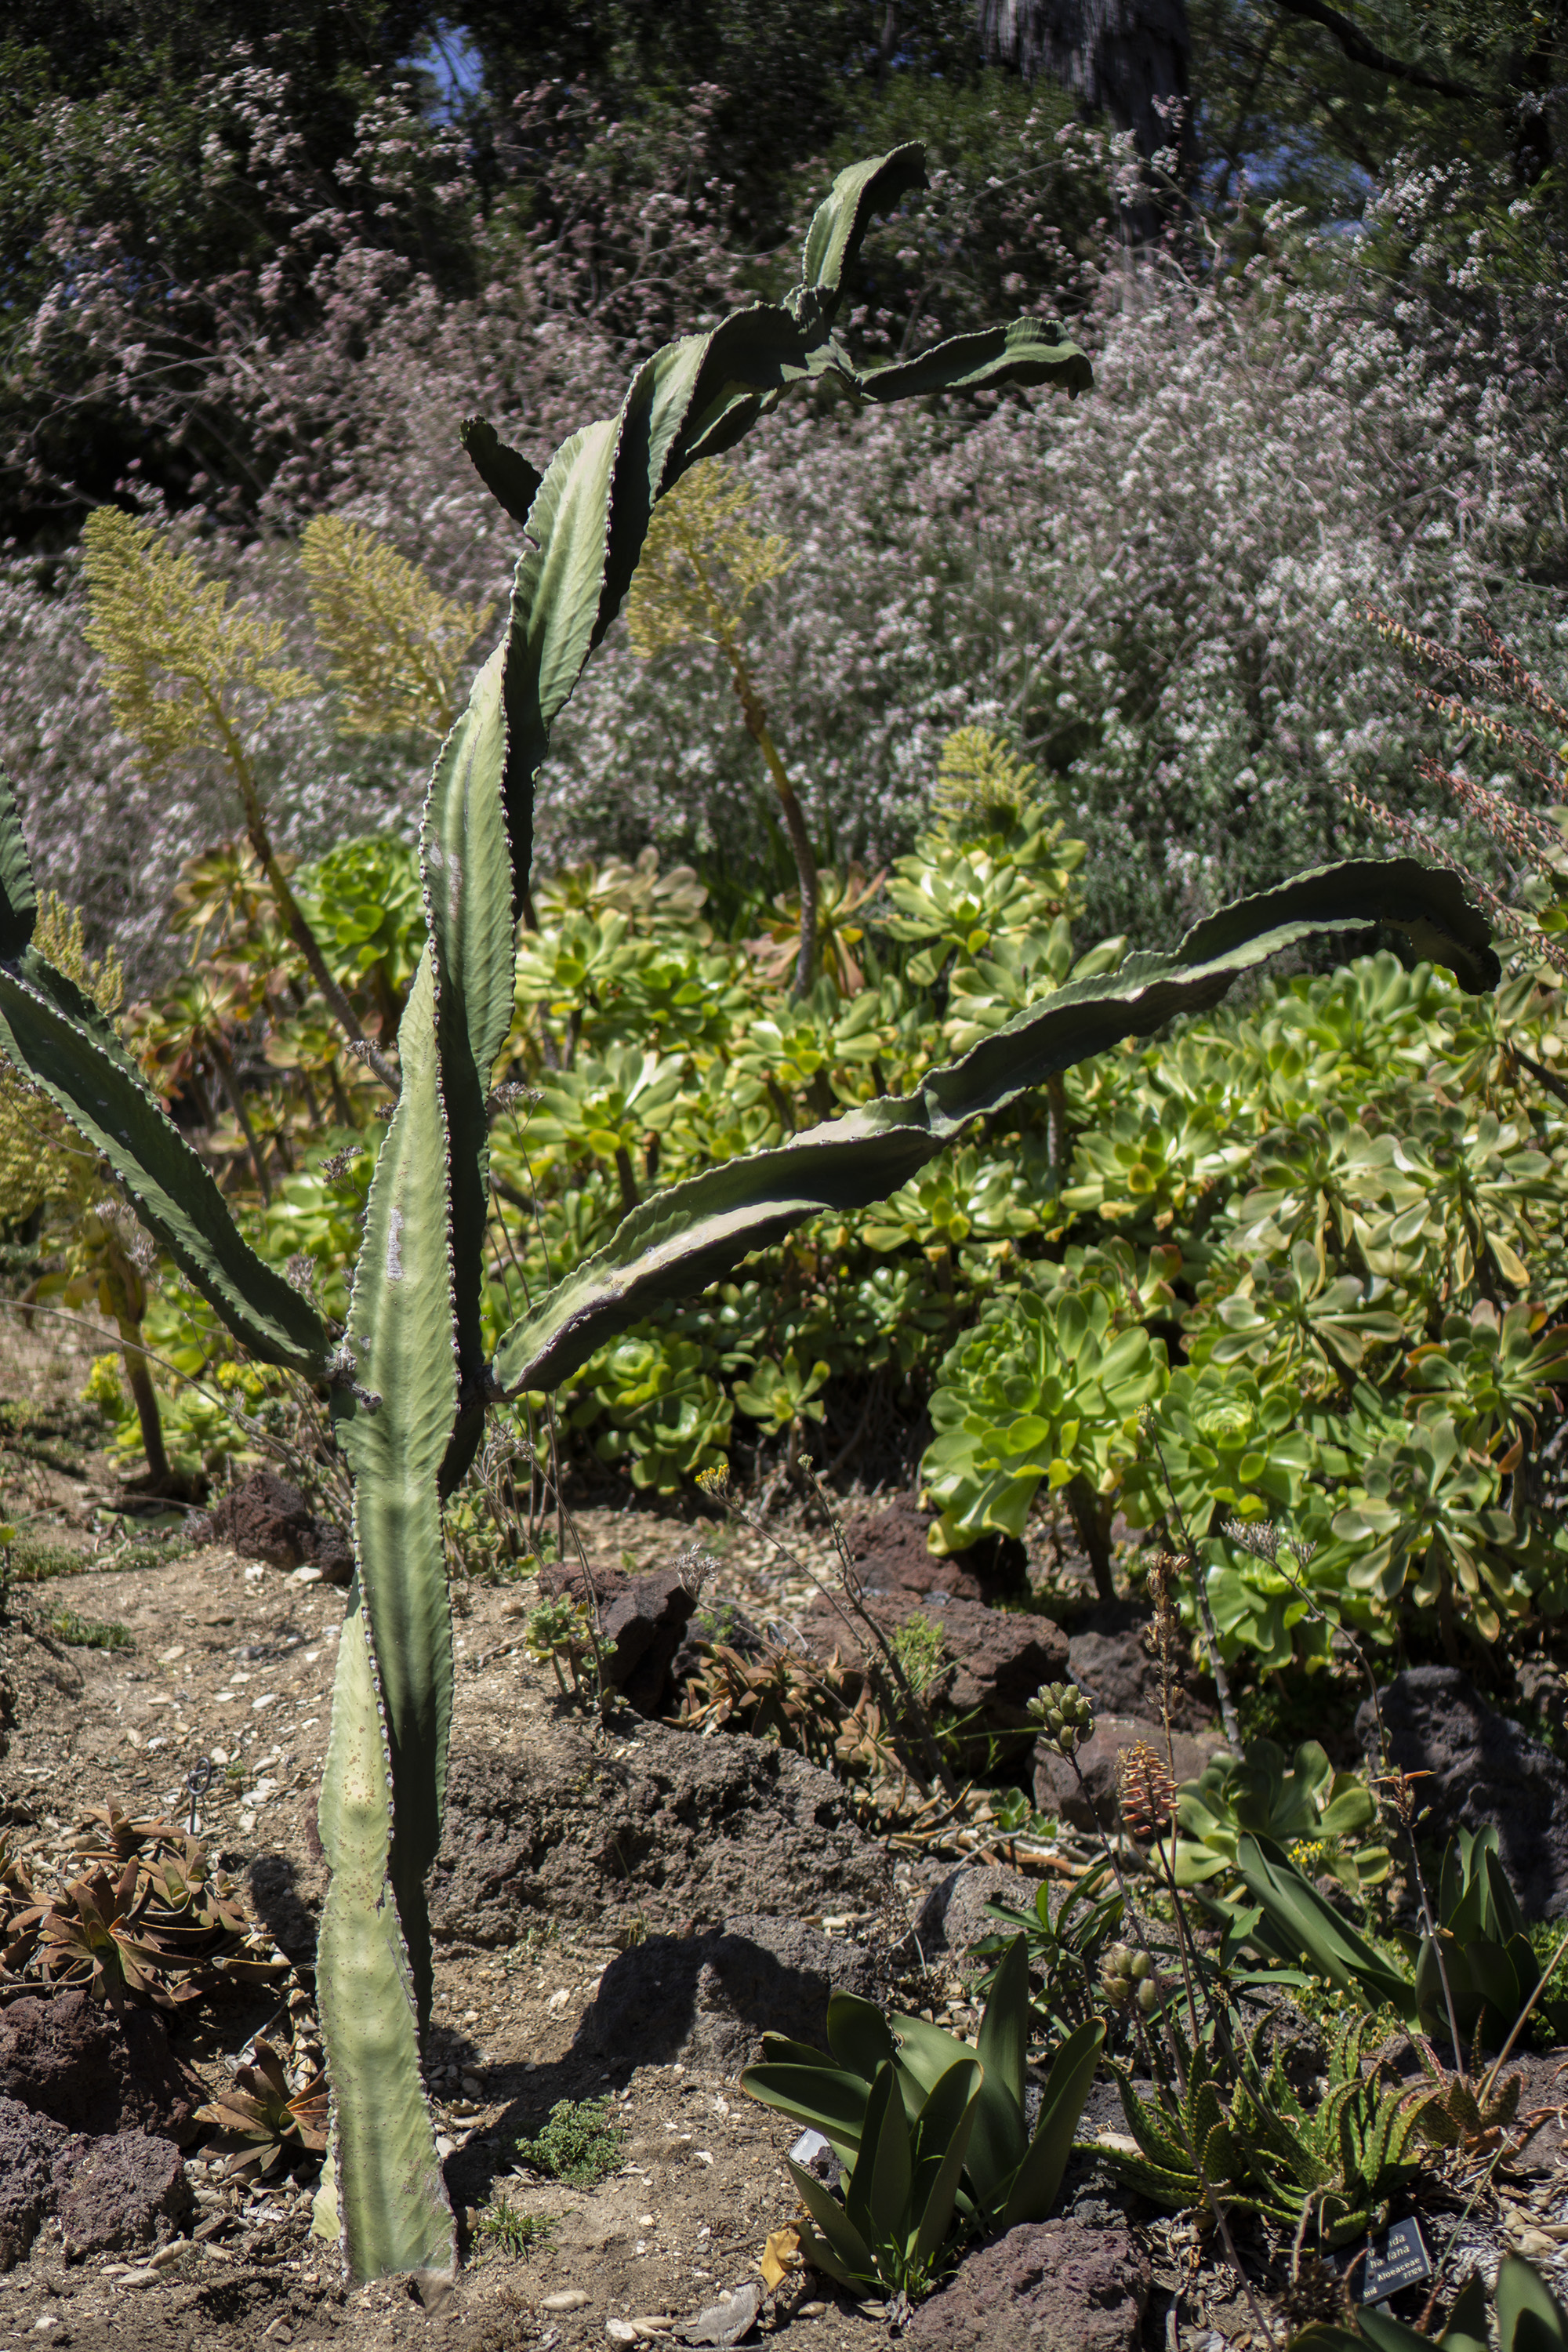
[1271, 0, 1479, 101]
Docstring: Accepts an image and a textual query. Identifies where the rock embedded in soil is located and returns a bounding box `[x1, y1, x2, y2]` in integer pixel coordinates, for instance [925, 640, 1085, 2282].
[1064, 1604, 1217, 1733]
[538, 1559, 696, 1716]
[1361, 1666, 1568, 1918]
[1034, 1715, 1225, 1832]
[0, 1988, 201, 2142]
[835, 1494, 1012, 1606]
[430, 1713, 897, 1946]
[800, 1588, 1069, 1753]
[0, 2096, 67, 2270]
[907, 2216, 1149, 2352]
[55, 2125, 193, 2258]
[578, 1914, 884, 2071]
[189, 1468, 353, 1582]
[906, 1864, 1040, 1968]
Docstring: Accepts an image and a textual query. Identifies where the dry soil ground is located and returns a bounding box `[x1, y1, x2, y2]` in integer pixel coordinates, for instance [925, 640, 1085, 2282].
[5, 1309, 1568, 2352]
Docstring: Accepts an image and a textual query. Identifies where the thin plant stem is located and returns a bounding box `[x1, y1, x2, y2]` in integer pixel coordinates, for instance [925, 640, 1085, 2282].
[1480, 1922, 1568, 2104]
[1142, 1417, 1240, 1748]
[710, 1472, 955, 1799]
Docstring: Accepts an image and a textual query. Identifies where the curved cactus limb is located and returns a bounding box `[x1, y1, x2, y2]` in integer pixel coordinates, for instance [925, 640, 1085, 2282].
[492, 858, 1498, 1394]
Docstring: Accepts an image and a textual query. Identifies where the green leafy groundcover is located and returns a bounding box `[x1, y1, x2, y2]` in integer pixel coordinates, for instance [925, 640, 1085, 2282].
[131, 785, 1568, 1669]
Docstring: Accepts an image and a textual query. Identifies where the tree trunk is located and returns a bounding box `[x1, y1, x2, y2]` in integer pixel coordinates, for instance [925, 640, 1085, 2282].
[978, 0, 1193, 225]
[115, 1314, 171, 1488]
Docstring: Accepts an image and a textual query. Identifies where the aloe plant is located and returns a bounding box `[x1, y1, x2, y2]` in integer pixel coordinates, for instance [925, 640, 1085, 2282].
[742, 1932, 1105, 2287]
[1294, 2256, 1565, 2352]
[0, 140, 1503, 2285]
[1218, 1823, 1552, 2045]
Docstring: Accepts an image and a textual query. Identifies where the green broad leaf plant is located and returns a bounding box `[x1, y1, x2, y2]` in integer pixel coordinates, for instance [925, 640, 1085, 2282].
[1216, 1822, 1550, 2045]
[0, 144, 1503, 2282]
[741, 1933, 1105, 2296]
[1294, 2256, 1568, 2352]
[1166, 1738, 1389, 1894]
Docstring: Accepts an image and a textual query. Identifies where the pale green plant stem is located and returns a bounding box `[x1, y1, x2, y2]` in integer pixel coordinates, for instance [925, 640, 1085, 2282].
[206, 697, 401, 1096]
[681, 538, 819, 999]
[1065, 1748, 1277, 2349]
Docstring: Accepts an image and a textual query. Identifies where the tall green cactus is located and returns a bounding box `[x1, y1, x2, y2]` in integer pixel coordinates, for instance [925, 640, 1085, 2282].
[0, 144, 1501, 2283]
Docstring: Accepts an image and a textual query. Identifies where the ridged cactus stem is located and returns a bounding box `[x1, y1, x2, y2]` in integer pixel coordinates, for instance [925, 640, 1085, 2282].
[212, 704, 402, 1097]
[0, 143, 1507, 2294]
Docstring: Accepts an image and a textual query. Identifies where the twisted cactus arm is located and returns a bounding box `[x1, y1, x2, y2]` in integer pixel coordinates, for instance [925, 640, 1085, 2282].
[492, 860, 1500, 1393]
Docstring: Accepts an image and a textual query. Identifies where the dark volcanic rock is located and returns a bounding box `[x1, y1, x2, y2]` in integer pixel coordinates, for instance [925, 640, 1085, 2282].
[430, 1715, 896, 1947]
[0, 1988, 201, 2142]
[802, 1589, 1068, 1755]
[1065, 1603, 1217, 1734]
[908, 2216, 1149, 2352]
[1359, 1666, 1568, 1918]
[578, 1914, 883, 2071]
[1034, 1714, 1226, 1832]
[839, 1493, 1029, 1603]
[56, 2126, 192, 2258]
[191, 1469, 353, 1582]
[0, 2098, 67, 2270]
[909, 1864, 1040, 1966]
[539, 1560, 695, 1715]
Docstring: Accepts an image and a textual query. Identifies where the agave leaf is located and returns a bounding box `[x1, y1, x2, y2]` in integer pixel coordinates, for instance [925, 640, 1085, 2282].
[1001, 2019, 1105, 2230]
[975, 1933, 1030, 2113]
[967, 1934, 1030, 2215]
[827, 1991, 900, 2085]
[911, 2058, 983, 2270]
[739, 2060, 873, 2161]
[1232, 1834, 1416, 2018]
[788, 2158, 878, 2294]
[1441, 2275, 1494, 2352]
[853, 2064, 913, 2246]
[495, 859, 1499, 1393]
[1485, 1847, 1530, 1944]
[888, 2011, 972, 2097]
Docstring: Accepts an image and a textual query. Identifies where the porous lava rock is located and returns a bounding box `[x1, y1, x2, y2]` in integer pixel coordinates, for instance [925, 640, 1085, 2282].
[1034, 1714, 1226, 1831]
[0, 1987, 201, 2142]
[907, 2216, 1149, 2352]
[429, 1715, 896, 1947]
[538, 1559, 696, 1715]
[0, 2097, 67, 2269]
[577, 1914, 883, 2071]
[1359, 1666, 1568, 1918]
[191, 1469, 353, 1582]
[837, 1492, 1029, 1600]
[907, 1863, 1040, 1967]
[801, 1589, 1069, 1755]
[56, 2125, 193, 2258]
[1064, 1602, 1217, 1733]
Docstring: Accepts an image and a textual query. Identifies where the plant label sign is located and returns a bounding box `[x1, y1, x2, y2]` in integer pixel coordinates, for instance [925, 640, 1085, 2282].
[1357, 2216, 1432, 2306]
